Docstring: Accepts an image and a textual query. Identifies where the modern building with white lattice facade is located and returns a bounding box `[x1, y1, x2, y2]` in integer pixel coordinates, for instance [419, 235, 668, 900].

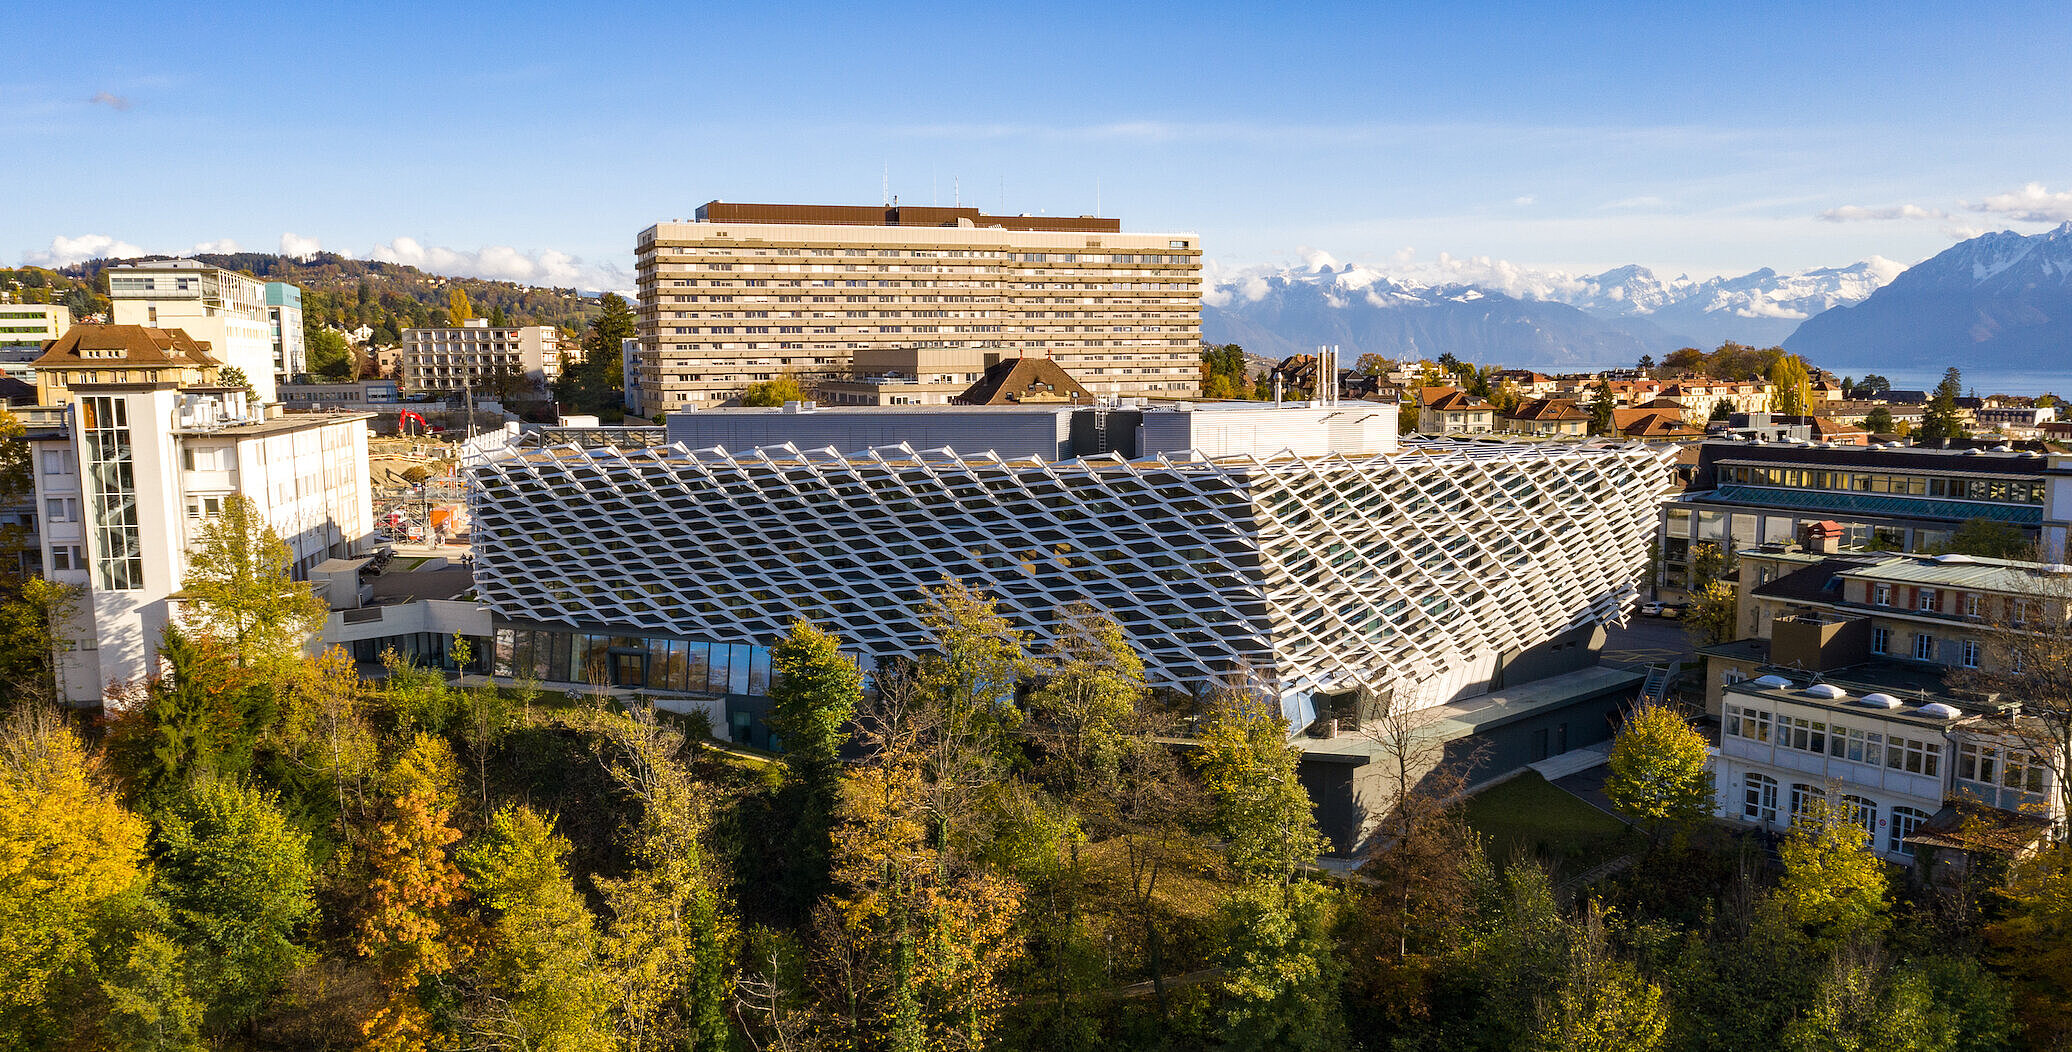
[630, 201, 1202, 410]
[469, 403, 1673, 740]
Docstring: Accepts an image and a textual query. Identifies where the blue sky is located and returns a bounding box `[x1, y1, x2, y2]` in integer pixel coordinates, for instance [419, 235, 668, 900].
[8, 1, 2072, 291]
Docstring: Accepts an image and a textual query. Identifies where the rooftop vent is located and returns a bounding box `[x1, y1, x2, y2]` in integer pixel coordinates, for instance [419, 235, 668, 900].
[1860, 692, 1903, 709]
[1934, 553, 1978, 564]
[1917, 702, 1961, 719]
[1805, 683, 1848, 699]
[1752, 674, 1795, 689]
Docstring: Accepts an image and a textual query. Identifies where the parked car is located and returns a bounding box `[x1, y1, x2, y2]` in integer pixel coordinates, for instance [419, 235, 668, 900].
[1640, 601, 1666, 617]
[1660, 604, 1686, 619]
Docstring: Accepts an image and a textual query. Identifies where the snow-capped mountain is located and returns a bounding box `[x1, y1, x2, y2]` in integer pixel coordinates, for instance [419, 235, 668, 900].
[1565, 260, 1903, 348]
[1784, 223, 2072, 372]
[1201, 263, 1686, 369]
[1200, 254, 1896, 368]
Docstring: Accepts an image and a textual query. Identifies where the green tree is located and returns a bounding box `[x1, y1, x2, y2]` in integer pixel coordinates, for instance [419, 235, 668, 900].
[1944, 518, 2034, 559]
[1684, 580, 1740, 648]
[1854, 374, 1892, 397]
[1192, 690, 1328, 883]
[306, 327, 354, 381]
[1769, 354, 1812, 417]
[1529, 907, 1669, 1052]
[741, 375, 806, 406]
[0, 575, 84, 710]
[219, 365, 251, 392]
[180, 494, 328, 675]
[585, 704, 734, 1051]
[1689, 542, 1729, 592]
[150, 777, 316, 1034]
[767, 619, 863, 909]
[1201, 343, 1254, 399]
[1766, 797, 1888, 949]
[1216, 880, 1347, 1052]
[1709, 397, 1737, 423]
[553, 292, 635, 415]
[115, 625, 275, 807]
[1918, 367, 1965, 444]
[1026, 602, 1144, 799]
[916, 580, 1029, 787]
[1589, 379, 1616, 435]
[1988, 841, 2072, 1044]
[460, 806, 612, 1051]
[0, 706, 150, 1037]
[1863, 405, 1895, 434]
[488, 305, 509, 327]
[1604, 703, 1715, 846]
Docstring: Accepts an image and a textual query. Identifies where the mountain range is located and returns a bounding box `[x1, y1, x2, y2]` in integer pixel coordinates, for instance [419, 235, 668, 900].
[1202, 255, 1906, 369]
[1205, 226, 2072, 381]
[1784, 221, 2072, 375]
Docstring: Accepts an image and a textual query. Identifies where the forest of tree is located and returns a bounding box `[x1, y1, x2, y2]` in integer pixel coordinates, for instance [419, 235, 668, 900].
[52, 253, 608, 347]
[6, 487, 2072, 1051]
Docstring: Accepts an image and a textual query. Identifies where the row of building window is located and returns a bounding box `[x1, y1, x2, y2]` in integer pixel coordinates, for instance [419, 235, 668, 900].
[1868, 626, 1982, 667]
[1723, 703, 1944, 775]
[1720, 464, 2047, 504]
[1740, 773, 1930, 855]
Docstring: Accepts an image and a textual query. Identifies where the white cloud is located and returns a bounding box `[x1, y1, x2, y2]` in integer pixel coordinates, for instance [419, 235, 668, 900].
[193, 238, 241, 254]
[1601, 195, 1669, 211]
[280, 232, 323, 260]
[88, 92, 132, 111]
[1297, 247, 1340, 273]
[1511, 195, 1536, 206]
[369, 236, 629, 292]
[1967, 182, 2072, 223]
[1941, 224, 1989, 241]
[23, 234, 146, 268]
[1817, 203, 1948, 222]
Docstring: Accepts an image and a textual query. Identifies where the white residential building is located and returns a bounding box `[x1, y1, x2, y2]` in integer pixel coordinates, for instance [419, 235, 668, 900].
[1717, 668, 2058, 863]
[265, 282, 307, 382]
[401, 320, 570, 397]
[107, 260, 284, 405]
[25, 325, 375, 706]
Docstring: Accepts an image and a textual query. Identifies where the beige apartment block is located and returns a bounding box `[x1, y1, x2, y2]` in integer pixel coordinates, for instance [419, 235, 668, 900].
[631, 202, 1203, 410]
[400, 320, 571, 397]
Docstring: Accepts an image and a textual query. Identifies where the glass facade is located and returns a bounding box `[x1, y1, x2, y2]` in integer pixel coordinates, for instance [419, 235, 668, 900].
[1718, 463, 2046, 504]
[489, 626, 804, 697]
[80, 396, 143, 591]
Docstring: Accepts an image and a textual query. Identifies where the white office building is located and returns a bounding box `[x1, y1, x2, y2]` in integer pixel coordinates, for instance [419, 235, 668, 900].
[0, 303, 72, 380]
[468, 403, 1672, 728]
[107, 260, 284, 405]
[25, 325, 375, 706]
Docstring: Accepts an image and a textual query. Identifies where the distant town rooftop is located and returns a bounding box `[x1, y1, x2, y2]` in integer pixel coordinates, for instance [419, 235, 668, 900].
[690, 200, 1124, 234]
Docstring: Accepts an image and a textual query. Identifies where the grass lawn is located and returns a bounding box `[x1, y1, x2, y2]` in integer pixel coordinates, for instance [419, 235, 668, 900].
[1465, 771, 1633, 880]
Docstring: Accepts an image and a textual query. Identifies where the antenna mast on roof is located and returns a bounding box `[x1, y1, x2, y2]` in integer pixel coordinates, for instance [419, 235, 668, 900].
[882, 163, 889, 207]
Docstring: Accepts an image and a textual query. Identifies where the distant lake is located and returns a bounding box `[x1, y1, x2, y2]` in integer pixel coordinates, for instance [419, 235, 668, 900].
[1811, 364, 2072, 398]
[1561, 361, 2072, 398]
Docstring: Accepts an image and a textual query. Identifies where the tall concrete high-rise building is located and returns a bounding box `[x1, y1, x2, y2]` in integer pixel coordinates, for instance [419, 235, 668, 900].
[631, 202, 1202, 410]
